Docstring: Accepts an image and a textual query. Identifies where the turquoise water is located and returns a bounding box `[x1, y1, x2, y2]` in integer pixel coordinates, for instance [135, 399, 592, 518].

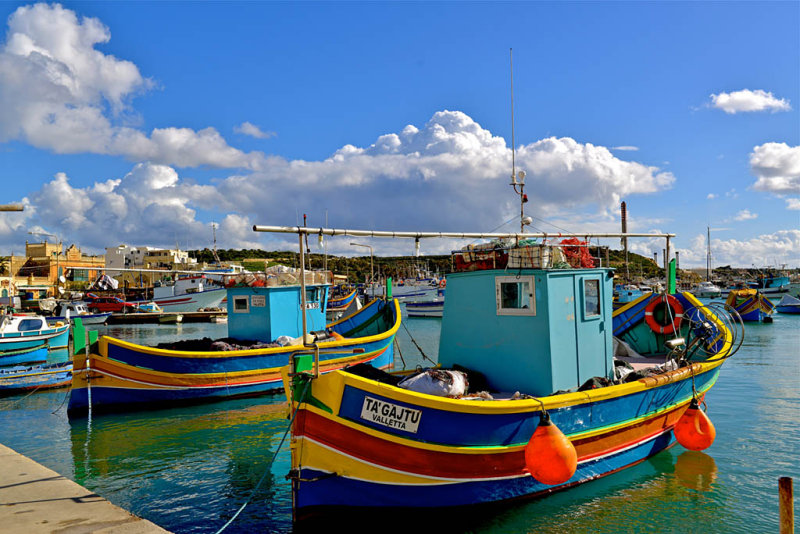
[0, 306, 797, 533]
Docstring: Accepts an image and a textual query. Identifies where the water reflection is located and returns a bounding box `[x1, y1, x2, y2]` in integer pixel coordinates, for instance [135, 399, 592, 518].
[674, 450, 718, 492]
[69, 397, 293, 533]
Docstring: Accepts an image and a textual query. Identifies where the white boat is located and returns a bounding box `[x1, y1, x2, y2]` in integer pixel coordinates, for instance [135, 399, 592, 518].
[691, 281, 722, 298]
[48, 301, 111, 325]
[405, 296, 445, 318]
[369, 277, 444, 301]
[131, 275, 226, 312]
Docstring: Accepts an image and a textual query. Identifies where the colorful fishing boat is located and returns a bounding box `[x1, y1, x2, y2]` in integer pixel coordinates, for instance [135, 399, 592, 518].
[725, 288, 775, 322]
[0, 314, 70, 352]
[256, 224, 742, 522]
[68, 277, 400, 415]
[0, 361, 72, 396]
[0, 343, 48, 366]
[775, 294, 800, 314]
[326, 288, 362, 321]
[327, 288, 358, 311]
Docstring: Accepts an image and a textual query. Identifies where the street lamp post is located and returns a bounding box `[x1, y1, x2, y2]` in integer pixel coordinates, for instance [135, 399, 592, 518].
[350, 242, 374, 290]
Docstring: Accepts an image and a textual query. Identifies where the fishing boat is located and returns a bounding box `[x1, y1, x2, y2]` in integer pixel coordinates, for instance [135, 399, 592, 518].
[724, 288, 775, 322]
[775, 294, 800, 314]
[404, 288, 446, 318]
[0, 343, 48, 366]
[128, 275, 227, 312]
[46, 301, 111, 326]
[614, 284, 645, 308]
[0, 361, 72, 396]
[690, 281, 722, 299]
[0, 314, 70, 352]
[252, 222, 741, 522]
[67, 272, 400, 415]
[720, 273, 791, 298]
[326, 288, 362, 321]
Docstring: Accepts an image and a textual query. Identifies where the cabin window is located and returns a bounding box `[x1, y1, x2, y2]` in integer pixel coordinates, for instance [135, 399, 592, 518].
[495, 276, 536, 316]
[232, 295, 250, 313]
[583, 279, 601, 319]
[305, 287, 321, 309]
[19, 319, 44, 331]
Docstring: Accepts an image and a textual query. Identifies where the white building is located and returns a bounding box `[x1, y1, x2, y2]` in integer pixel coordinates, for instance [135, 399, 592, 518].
[105, 245, 153, 276]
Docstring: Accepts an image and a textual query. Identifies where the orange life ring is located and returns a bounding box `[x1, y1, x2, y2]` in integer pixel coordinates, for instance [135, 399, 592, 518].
[439, 279, 447, 288]
[644, 294, 684, 335]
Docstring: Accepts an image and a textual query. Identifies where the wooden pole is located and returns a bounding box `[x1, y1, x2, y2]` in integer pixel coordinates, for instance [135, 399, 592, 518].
[780, 476, 794, 534]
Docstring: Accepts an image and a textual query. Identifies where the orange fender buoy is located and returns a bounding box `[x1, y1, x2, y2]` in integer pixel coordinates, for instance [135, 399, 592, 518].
[524, 412, 578, 485]
[674, 398, 716, 451]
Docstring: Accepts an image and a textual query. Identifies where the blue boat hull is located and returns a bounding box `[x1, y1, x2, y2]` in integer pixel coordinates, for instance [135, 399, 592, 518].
[0, 345, 49, 366]
[0, 361, 72, 395]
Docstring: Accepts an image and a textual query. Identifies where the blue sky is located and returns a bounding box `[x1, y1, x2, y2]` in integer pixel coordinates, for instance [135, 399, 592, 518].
[0, 1, 797, 267]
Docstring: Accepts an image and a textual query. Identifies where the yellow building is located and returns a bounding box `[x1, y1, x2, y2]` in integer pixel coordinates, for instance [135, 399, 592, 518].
[11, 241, 105, 297]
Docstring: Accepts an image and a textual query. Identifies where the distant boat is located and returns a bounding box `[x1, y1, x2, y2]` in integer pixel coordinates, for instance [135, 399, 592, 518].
[0, 361, 72, 396]
[46, 301, 111, 326]
[725, 289, 775, 322]
[775, 294, 800, 314]
[614, 284, 644, 308]
[405, 288, 446, 318]
[690, 281, 722, 299]
[720, 274, 791, 298]
[129, 275, 226, 312]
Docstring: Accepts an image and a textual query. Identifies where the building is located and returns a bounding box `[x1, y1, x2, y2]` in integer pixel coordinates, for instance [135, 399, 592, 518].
[11, 241, 105, 297]
[105, 245, 199, 287]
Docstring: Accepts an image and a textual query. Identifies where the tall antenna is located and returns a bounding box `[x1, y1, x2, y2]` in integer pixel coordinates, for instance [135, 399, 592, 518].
[509, 48, 528, 235]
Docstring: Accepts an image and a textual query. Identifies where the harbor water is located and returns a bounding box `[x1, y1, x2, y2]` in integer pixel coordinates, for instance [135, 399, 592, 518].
[0, 304, 798, 533]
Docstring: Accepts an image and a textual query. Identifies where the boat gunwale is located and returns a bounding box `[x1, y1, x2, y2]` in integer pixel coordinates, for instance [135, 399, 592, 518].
[98, 298, 401, 359]
[312, 357, 724, 416]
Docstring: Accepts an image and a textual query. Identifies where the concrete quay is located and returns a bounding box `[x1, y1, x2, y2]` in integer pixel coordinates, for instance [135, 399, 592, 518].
[0, 443, 169, 533]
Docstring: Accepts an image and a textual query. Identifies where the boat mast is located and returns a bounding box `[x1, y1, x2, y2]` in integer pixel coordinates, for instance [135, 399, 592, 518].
[706, 226, 712, 282]
[509, 48, 528, 237]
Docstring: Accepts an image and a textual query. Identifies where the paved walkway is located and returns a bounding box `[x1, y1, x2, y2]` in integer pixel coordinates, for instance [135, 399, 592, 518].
[0, 443, 169, 533]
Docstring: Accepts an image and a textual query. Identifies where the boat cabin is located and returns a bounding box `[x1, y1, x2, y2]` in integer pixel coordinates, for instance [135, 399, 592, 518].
[438, 264, 614, 397]
[226, 284, 330, 342]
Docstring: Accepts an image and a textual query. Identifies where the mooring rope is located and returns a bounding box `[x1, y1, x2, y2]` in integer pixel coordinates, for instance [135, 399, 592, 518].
[214, 379, 311, 534]
[400, 320, 436, 365]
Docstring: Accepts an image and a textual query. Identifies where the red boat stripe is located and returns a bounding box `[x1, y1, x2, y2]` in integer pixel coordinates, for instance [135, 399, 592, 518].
[295, 403, 686, 479]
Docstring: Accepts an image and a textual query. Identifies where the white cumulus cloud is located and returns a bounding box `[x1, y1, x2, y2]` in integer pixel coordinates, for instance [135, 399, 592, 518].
[786, 198, 800, 210]
[750, 142, 800, 194]
[0, 110, 678, 255]
[0, 3, 264, 170]
[710, 89, 791, 114]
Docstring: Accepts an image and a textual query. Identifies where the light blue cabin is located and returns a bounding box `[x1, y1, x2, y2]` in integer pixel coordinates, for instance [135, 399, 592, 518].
[226, 284, 329, 342]
[438, 268, 614, 396]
